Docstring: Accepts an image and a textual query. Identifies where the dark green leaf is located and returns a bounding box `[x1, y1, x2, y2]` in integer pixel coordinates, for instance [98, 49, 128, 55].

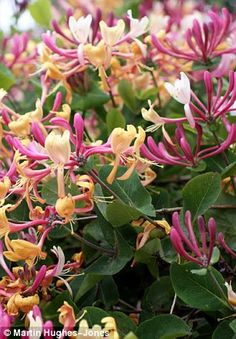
[183, 172, 221, 221]
[99, 165, 155, 217]
[136, 314, 191, 339]
[170, 262, 230, 312]
[72, 86, 109, 110]
[85, 231, 133, 275]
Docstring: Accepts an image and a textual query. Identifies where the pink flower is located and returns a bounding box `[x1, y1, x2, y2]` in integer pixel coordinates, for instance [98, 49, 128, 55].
[170, 211, 216, 267]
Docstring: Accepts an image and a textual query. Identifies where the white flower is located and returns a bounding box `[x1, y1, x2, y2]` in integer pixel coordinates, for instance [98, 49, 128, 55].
[164, 72, 191, 105]
[69, 15, 92, 44]
[165, 72, 195, 127]
[0, 88, 7, 102]
[127, 10, 149, 39]
[27, 310, 43, 339]
[51, 246, 65, 276]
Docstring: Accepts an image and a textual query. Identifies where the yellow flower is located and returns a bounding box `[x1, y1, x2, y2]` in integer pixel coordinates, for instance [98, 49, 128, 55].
[55, 195, 75, 222]
[0, 204, 11, 238]
[107, 125, 145, 184]
[9, 115, 31, 137]
[100, 20, 125, 47]
[225, 281, 236, 307]
[101, 317, 119, 339]
[0, 177, 11, 200]
[84, 40, 109, 68]
[45, 129, 71, 165]
[3, 233, 46, 266]
[7, 293, 39, 316]
[58, 301, 76, 328]
[56, 104, 71, 121]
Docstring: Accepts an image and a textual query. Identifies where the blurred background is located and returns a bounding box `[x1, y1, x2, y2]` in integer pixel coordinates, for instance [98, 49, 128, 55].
[0, 0, 236, 37]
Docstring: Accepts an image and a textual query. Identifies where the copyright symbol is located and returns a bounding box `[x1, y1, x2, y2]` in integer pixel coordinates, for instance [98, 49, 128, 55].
[4, 329, 11, 337]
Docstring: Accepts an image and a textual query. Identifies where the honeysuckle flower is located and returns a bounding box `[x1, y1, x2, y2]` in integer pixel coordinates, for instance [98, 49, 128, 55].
[58, 301, 76, 331]
[45, 129, 71, 165]
[152, 8, 236, 64]
[190, 71, 236, 121]
[127, 10, 149, 39]
[101, 317, 119, 339]
[55, 195, 75, 222]
[141, 120, 236, 167]
[141, 100, 165, 132]
[69, 15, 93, 44]
[0, 177, 11, 200]
[100, 20, 125, 47]
[45, 128, 71, 198]
[27, 305, 43, 339]
[9, 115, 31, 137]
[165, 72, 195, 127]
[134, 219, 171, 251]
[0, 88, 7, 102]
[7, 293, 40, 316]
[218, 232, 236, 259]
[0, 240, 15, 281]
[0, 304, 12, 337]
[225, 282, 236, 307]
[75, 319, 103, 339]
[3, 229, 49, 267]
[107, 125, 145, 184]
[170, 211, 216, 267]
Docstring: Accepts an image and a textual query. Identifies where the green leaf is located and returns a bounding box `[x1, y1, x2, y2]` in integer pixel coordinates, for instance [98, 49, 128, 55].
[99, 165, 155, 217]
[74, 274, 104, 302]
[106, 108, 126, 134]
[230, 320, 236, 333]
[29, 0, 52, 27]
[85, 231, 133, 275]
[142, 276, 175, 313]
[136, 314, 191, 339]
[41, 177, 57, 204]
[72, 86, 109, 110]
[0, 64, 15, 90]
[106, 201, 141, 226]
[99, 276, 119, 308]
[183, 172, 221, 221]
[212, 320, 235, 339]
[82, 306, 108, 326]
[221, 161, 236, 179]
[118, 80, 137, 112]
[170, 262, 230, 312]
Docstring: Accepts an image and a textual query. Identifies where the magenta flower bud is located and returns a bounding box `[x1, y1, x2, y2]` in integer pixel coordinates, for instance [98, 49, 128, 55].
[31, 122, 46, 146]
[170, 211, 217, 267]
[218, 232, 236, 258]
[44, 321, 54, 339]
[74, 113, 85, 154]
[52, 92, 62, 111]
[170, 228, 202, 265]
[24, 265, 47, 295]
